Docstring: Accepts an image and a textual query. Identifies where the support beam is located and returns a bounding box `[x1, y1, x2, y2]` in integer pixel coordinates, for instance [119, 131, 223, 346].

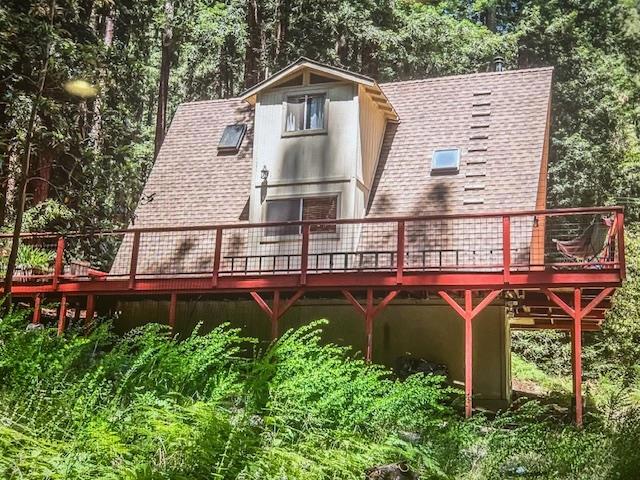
[572, 288, 583, 427]
[542, 287, 613, 428]
[341, 288, 399, 362]
[250, 289, 305, 340]
[32, 294, 42, 325]
[57, 295, 67, 336]
[168, 292, 177, 334]
[85, 294, 95, 331]
[438, 289, 502, 419]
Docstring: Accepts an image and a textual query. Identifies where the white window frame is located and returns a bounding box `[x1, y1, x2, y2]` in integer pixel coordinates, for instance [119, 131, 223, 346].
[431, 148, 461, 174]
[262, 193, 341, 242]
[281, 90, 329, 137]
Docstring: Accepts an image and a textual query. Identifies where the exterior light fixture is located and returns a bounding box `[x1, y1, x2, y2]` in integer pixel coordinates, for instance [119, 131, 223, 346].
[261, 165, 269, 181]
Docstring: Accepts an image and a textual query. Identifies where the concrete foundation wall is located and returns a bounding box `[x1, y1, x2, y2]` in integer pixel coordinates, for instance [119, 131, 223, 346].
[115, 298, 511, 405]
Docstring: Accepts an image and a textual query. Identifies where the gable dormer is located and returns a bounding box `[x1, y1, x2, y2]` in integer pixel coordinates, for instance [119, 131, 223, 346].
[241, 58, 397, 225]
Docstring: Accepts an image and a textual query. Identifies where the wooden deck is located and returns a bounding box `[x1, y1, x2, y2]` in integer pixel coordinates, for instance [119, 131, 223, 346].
[1, 206, 626, 426]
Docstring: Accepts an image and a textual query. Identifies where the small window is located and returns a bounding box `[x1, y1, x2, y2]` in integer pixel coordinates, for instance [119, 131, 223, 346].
[285, 93, 326, 132]
[431, 148, 460, 173]
[218, 124, 246, 152]
[265, 196, 337, 236]
[265, 198, 301, 236]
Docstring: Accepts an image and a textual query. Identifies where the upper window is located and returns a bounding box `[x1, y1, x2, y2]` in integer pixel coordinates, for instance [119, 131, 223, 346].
[285, 93, 326, 133]
[218, 124, 246, 152]
[431, 148, 460, 173]
[265, 196, 337, 236]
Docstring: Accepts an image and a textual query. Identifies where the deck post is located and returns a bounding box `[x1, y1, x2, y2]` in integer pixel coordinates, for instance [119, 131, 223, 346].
[272, 290, 280, 340]
[32, 294, 42, 325]
[250, 289, 305, 341]
[128, 231, 141, 290]
[502, 215, 511, 284]
[168, 292, 177, 334]
[85, 294, 95, 332]
[438, 289, 502, 418]
[341, 289, 399, 363]
[300, 224, 310, 285]
[572, 288, 583, 427]
[212, 227, 223, 287]
[464, 290, 473, 418]
[57, 295, 67, 336]
[52, 237, 65, 290]
[396, 221, 405, 284]
[365, 288, 374, 362]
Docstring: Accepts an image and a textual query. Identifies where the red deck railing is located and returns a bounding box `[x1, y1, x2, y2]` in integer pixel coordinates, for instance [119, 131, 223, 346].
[0, 207, 625, 294]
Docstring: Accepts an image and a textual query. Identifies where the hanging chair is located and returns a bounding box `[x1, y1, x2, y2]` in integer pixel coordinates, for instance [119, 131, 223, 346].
[553, 215, 616, 263]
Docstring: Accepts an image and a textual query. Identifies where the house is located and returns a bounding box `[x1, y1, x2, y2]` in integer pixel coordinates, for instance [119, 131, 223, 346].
[5, 58, 624, 424]
[113, 58, 553, 409]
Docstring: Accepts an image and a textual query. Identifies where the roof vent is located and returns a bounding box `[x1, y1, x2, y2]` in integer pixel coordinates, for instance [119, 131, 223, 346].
[493, 56, 505, 72]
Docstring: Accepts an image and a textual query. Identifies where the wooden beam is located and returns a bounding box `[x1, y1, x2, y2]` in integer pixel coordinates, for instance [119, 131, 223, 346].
[572, 288, 583, 427]
[341, 289, 365, 315]
[250, 291, 273, 317]
[32, 294, 42, 325]
[168, 292, 177, 334]
[57, 295, 67, 336]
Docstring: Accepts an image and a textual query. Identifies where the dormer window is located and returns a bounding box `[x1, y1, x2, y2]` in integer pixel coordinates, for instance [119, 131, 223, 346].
[431, 148, 461, 174]
[285, 93, 326, 133]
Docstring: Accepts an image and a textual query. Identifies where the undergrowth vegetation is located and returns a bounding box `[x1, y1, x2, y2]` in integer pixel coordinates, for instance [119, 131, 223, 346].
[0, 309, 639, 479]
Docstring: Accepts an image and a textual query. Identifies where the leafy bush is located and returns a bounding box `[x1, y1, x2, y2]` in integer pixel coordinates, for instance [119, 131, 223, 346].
[0, 310, 638, 479]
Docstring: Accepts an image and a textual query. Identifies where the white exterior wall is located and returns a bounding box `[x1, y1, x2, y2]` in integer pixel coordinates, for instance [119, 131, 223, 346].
[249, 82, 360, 224]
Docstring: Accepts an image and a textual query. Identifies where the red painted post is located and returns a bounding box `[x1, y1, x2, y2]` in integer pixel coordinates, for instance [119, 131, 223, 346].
[52, 237, 65, 290]
[502, 216, 511, 284]
[32, 294, 42, 325]
[616, 211, 626, 280]
[57, 295, 67, 336]
[464, 289, 473, 419]
[300, 224, 309, 285]
[396, 221, 405, 284]
[212, 227, 223, 287]
[168, 292, 177, 334]
[572, 288, 583, 427]
[365, 288, 374, 362]
[271, 290, 280, 340]
[85, 294, 95, 331]
[129, 231, 141, 290]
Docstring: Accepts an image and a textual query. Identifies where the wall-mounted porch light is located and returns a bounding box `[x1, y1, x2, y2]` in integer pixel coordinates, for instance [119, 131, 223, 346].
[261, 165, 269, 181]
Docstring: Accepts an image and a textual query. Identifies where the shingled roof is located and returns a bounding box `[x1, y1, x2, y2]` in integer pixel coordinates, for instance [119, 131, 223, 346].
[131, 67, 552, 229]
[111, 67, 552, 276]
[369, 67, 553, 217]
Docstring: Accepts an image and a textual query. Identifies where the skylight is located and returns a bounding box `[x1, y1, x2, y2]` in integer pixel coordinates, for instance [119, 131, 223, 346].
[218, 124, 247, 151]
[431, 148, 460, 173]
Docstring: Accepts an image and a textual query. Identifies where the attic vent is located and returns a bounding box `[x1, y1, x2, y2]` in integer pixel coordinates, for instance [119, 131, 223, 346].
[218, 124, 246, 152]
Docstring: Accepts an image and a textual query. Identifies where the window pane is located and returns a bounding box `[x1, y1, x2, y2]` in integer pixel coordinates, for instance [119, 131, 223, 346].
[303, 196, 337, 233]
[306, 94, 325, 130]
[285, 97, 305, 132]
[265, 198, 301, 236]
[432, 149, 460, 171]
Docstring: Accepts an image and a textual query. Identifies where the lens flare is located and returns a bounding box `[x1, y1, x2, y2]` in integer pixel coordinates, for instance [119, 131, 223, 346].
[63, 80, 98, 98]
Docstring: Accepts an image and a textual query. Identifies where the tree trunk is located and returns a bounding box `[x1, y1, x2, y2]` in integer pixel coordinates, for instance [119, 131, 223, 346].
[153, 0, 173, 158]
[3, 0, 55, 302]
[274, 0, 289, 66]
[486, 5, 497, 32]
[90, 8, 114, 152]
[0, 148, 9, 227]
[244, 0, 264, 89]
[31, 150, 53, 204]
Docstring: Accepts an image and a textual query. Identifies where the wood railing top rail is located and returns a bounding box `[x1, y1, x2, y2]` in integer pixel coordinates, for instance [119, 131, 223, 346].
[0, 206, 624, 239]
